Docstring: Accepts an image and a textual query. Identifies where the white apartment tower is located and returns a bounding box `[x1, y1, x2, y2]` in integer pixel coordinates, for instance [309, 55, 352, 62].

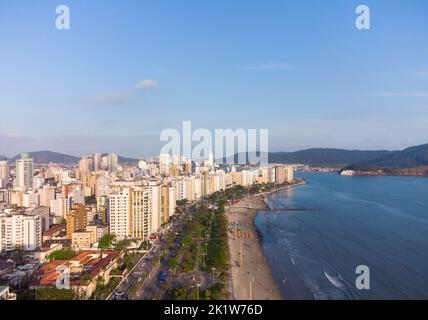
[107, 153, 118, 172]
[147, 181, 161, 234]
[109, 188, 131, 240]
[130, 187, 152, 240]
[0, 160, 9, 188]
[93, 153, 102, 171]
[0, 213, 42, 252]
[109, 187, 153, 240]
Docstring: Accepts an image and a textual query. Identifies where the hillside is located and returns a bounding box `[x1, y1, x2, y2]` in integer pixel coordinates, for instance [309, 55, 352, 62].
[228, 149, 394, 166]
[8, 151, 139, 164]
[118, 156, 139, 164]
[268, 149, 394, 166]
[10, 151, 80, 164]
[349, 143, 428, 169]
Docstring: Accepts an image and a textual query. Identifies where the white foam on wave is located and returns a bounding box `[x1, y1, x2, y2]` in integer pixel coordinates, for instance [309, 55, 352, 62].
[323, 270, 346, 289]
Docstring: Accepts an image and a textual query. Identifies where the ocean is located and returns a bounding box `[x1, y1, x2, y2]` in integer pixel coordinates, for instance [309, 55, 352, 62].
[255, 172, 428, 300]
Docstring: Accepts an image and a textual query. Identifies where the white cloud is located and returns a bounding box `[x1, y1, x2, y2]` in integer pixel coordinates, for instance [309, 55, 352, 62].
[244, 62, 295, 71]
[135, 79, 158, 90]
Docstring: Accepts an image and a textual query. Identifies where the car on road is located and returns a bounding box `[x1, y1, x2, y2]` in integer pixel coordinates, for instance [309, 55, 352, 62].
[158, 271, 168, 283]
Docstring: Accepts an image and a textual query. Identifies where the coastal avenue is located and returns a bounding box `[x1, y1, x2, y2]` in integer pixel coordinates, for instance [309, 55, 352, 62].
[109, 208, 191, 300]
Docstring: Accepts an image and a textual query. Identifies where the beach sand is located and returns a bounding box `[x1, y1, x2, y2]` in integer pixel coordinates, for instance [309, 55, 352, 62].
[227, 194, 283, 300]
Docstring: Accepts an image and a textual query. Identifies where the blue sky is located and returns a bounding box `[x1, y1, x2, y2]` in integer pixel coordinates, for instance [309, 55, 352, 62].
[0, 0, 427, 157]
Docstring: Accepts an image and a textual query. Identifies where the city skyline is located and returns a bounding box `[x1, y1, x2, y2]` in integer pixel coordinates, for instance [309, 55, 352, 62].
[1, 1, 428, 304]
[1, 0, 428, 157]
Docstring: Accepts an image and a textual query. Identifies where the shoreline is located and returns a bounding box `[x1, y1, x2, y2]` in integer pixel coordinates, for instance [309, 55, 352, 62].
[226, 181, 305, 300]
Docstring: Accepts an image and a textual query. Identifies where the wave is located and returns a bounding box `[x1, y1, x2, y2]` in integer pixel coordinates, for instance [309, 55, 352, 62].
[323, 270, 346, 289]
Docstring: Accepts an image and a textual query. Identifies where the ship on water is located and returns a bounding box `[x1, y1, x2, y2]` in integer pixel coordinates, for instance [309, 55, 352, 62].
[340, 170, 356, 176]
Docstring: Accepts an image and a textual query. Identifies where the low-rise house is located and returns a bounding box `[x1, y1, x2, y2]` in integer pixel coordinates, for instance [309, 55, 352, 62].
[31, 251, 119, 299]
[42, 224, 66, 242]
[72, 230, 93, 250]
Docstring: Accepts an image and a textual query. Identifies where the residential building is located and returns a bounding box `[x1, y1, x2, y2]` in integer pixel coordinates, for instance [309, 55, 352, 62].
[0, 211, 42, 251]
[0, 160, 9, 188]
[15, 153, 34, 190]
[66, 204, 87, 240]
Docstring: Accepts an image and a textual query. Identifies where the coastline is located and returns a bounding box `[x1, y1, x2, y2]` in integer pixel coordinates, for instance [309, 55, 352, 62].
[226, 181, 305, 300]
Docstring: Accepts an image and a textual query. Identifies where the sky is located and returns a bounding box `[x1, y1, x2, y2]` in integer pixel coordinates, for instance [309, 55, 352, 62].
[0, 0, 427, 158]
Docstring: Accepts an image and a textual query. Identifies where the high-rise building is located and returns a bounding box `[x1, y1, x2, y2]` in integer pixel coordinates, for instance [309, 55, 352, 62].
[159, 154, 170, 175]
[93, 153, 102, 171]
[66, 204, 87, 239]
[0, 212, 42, 251]
[50, 196, 67, 224]
[130, 187, 152, 240]
[109, 187, 153, 240]
[147, 181, 161, 234]
[285, 165, 294, 182]
[15, 153, 34, 190]
[109, 188, 131, 240]
[39, 186, 55, 207]
[79, 156, 93, 173]
[23, 191, 39, 208]
[107, 153, 118, 172]
[275, 166, 288, 184]
[161, 185, 171, 224]
[96, 196, 109, 224]
[101, 156, 109, 171]
[168, 186, 176, 218]
[0, 160, 9, 188]
[95, 176, 110, 197]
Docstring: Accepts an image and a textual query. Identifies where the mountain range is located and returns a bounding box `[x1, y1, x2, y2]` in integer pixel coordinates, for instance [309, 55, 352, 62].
[347, 143, 428, 169]
[230, 143, 428, 168]
[1, 142, 427, 168]
[267, 149, 395, 166]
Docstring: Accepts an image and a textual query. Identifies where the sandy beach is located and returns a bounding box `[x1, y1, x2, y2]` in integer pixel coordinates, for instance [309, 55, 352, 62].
[226, 194, 283, 300]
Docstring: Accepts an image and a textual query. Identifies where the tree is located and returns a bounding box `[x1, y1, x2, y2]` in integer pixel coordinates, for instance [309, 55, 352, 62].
[47, 249, 76, 261]
[176, 199, 188, 206]
[80, 274, 93, 285]
[35, 287, 77, 300]
[98, 234, 115, 250]
[173, 286, 187, 300]
[115, 239, 131, 251]
[168, 258, 178, 269]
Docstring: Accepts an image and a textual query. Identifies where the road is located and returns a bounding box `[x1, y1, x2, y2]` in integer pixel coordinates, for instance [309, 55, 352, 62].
[110, 207, 191, 300]
[135, 214, 191, 300]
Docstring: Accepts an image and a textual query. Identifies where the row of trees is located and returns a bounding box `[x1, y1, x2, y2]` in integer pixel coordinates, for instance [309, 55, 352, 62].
[169, 197, 231, 300]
